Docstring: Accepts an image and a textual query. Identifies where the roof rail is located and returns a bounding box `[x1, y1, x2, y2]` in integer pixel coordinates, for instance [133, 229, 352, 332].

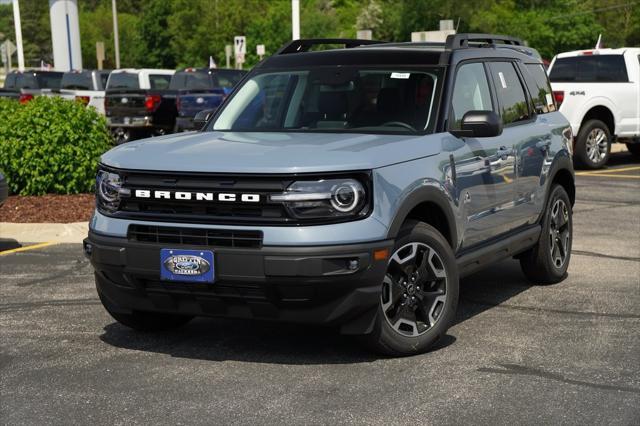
[445, 33, 524, 50]
[275, 38, 386, 55]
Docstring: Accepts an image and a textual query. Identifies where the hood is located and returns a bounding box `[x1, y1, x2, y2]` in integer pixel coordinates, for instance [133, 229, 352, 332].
[101, 131, 442, 174]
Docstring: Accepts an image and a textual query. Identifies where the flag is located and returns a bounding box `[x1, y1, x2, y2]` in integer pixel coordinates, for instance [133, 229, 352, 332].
[594, 34, 603, 49]
[209, 56, 217, 69]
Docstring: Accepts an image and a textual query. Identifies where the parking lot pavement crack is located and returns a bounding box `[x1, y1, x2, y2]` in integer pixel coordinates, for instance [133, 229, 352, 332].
[478, 363, 640, 394]
[0, 298, 100, 313]
[461, 298, 640, 319]
[572, 250, 640, 262]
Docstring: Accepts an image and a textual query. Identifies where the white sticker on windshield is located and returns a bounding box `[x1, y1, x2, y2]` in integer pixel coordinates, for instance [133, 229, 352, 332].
[498, 72, 507, 89]
[391, 72, 410, 79]
[546, 93, 553, 106]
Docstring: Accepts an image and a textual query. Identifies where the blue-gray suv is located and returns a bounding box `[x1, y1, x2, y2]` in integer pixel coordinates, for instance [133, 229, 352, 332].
[85, 34, 575, 356]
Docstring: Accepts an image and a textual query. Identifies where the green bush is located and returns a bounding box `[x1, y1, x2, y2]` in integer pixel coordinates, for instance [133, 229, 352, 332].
[0, 96, 112, 195]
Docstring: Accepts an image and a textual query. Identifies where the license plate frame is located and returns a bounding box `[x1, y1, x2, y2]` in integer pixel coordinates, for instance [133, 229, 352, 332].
[160, 249, 215, 283]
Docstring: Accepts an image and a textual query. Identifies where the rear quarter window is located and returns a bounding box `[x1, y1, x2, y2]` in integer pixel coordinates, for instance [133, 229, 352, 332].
[549, 55, 628, 82]
[523, 63, 556, 113]
[4, 74, 17, 89]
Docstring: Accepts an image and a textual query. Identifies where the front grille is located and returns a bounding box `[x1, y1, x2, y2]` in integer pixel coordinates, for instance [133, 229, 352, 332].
[99, 167, 371, 226]
[128, 225, 263, 248]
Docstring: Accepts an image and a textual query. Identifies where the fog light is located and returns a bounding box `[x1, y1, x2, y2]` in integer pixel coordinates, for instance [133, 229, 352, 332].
[348, 259, 359, 271]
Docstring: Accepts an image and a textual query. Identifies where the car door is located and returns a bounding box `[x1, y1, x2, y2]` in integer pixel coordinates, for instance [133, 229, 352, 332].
[448, 61, 517, 248]
[486, 61, 547, 230]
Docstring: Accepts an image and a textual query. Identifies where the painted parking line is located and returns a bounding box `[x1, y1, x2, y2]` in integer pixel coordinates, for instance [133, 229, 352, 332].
[576, 165, 640, 178]
[577, 173, 640, 179]
[0, 242, 57, 256]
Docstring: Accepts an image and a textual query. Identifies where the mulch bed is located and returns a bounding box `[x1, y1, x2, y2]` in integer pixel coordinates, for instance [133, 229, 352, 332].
[0, 194, 95, 223]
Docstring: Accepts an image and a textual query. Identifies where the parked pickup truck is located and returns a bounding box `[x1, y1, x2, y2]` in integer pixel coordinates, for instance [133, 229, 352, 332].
[548, 48, 640, 168]
[86, 35, 575, 356]
[172, 68, 246, 131]
[0, 70, 63, 102]
[55, 69, 112, 114]
[104, 69, 176, 144]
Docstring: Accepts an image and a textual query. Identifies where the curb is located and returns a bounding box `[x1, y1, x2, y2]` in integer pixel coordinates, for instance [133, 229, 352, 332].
[0, 222, 88, 244]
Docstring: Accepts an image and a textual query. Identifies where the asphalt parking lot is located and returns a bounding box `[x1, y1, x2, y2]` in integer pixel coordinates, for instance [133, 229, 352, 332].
[1, 152, 639, 425]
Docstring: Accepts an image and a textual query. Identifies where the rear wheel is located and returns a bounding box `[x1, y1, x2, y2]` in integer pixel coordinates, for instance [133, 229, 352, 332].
[99, 292, 193, 331]
[574, 119, 611, 169]
[519, 184, 572, 284]
[626, 142, 640, 157]
[364, 221, 458, 356]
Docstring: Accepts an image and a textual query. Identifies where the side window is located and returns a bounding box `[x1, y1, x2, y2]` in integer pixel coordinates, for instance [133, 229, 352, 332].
[524, 63, 556, 114]
[488, 62, 530, 125]
[450, 62, 493, 129]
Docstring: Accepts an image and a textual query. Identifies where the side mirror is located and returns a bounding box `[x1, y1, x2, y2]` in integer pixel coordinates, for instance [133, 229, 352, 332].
[451, 110, 503, 138]
[193, 109, 215, 129]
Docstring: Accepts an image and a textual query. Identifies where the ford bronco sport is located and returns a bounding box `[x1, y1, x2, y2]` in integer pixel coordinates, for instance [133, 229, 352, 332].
[86, 34, 575, 356]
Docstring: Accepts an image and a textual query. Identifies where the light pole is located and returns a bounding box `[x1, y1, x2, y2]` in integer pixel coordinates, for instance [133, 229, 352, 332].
[112, 0, 120, 69]
[12, 0, 24, 71]
[291, 0, 300, 40]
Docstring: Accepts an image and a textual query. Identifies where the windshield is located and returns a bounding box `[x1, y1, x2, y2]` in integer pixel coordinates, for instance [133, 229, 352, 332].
[211, 67, 442, 134]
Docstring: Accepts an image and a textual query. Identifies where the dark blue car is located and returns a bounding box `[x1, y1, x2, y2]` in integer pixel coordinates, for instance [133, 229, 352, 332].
[171, 68, 246, 132]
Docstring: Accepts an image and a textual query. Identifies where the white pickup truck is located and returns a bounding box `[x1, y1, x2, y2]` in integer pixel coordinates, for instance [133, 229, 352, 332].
[56, 70, 112, 115]
[548, 48, 640, 168]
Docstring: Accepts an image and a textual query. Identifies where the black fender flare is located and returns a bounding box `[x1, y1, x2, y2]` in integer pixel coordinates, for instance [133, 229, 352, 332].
[537, 150, 575, 223]
[386, 185, 458, 248]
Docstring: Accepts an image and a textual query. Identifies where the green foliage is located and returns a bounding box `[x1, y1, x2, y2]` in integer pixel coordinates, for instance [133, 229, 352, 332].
[0, 97, 112, 195]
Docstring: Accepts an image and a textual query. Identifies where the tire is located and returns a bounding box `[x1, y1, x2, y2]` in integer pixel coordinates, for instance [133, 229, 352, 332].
[112, 127, 134, 145]
[98, 291, 193, 332]
[519, 184, 572, 284]
[364, 220, 459, 356]
[626, 142, 640, 157]
[574, 119, 611, 169]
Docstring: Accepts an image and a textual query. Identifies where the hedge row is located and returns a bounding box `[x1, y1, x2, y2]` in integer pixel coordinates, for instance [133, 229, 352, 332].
[0, 97, 112, 195]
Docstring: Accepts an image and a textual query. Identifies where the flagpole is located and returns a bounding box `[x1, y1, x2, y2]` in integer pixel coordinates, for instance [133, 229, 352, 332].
[12, 0, 25, 71]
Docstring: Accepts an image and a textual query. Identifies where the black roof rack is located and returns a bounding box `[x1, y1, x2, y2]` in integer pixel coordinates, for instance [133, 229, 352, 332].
[275, 38, 386, 55]
[445, 33, 524, 49]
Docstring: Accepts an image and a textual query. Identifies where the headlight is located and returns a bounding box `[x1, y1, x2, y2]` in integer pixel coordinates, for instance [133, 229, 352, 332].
[270, 178, 368, 219]
[96, 169, 126, 212]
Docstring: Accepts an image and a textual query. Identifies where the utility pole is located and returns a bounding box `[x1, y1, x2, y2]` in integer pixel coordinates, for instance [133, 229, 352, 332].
[291, 0, 300, 40]
[112, 0, 120, 69]
[12, 0, 24, 71]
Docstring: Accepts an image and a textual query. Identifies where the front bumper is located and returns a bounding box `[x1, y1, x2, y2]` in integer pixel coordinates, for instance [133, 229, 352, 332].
[86, 231, 392, 334]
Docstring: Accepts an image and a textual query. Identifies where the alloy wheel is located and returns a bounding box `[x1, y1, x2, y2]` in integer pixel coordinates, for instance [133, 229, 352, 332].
[381, 242, 447, 337]
[585, 128, 608, 164]
[549, 199, 570, 269]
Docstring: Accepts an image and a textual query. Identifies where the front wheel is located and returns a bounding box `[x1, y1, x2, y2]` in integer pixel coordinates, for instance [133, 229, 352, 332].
[519, 184, 573, 284]
[364, 221, 459, 356]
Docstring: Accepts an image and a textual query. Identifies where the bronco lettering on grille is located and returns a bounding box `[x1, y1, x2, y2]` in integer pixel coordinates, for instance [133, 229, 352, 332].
[134, 189, 260, 203]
